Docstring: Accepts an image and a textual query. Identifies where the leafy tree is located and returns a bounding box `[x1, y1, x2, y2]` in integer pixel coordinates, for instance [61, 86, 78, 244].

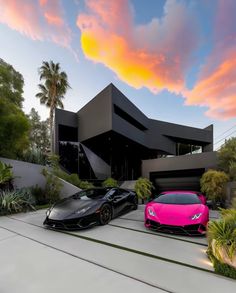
[200, 169, 229, 207]
[28, 108, 50, 154]
[218, 137, 236, 180]
[102, 177, 118, 187]
[0, 97, 30, 158]
[36, 61, 70, 153]
[0, 59, 30, 158]
[0, 58, 24, 107]
[135, 177, 153, 202]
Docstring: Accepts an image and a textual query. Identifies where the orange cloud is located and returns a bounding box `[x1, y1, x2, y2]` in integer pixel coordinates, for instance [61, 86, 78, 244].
[77, 0, 199, 94]
[0, 0, 71, 47]
[185, 52, 236, 119]
[184, 0, 236, 119]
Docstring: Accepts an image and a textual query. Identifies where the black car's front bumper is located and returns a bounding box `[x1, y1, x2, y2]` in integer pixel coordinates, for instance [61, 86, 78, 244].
[145, 219, 206, 236]
[43, 213, 99, 230]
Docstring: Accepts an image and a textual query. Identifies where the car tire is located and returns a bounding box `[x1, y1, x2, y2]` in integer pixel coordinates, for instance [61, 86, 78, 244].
[99, 204, 112, 225]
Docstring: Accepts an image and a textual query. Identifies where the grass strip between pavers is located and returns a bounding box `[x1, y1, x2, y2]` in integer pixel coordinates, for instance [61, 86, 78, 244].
[7, 216, 214, 276]
[62, 229, 215, 275]
[108, 223, 208, 247]
[0, 223, 173, 293]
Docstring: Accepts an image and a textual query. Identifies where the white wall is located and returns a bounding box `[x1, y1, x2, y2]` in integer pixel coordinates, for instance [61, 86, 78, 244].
[0, 157, 81, 198]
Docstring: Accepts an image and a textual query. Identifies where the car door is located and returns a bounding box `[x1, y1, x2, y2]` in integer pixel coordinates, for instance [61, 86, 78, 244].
[111, 189, 129, 217]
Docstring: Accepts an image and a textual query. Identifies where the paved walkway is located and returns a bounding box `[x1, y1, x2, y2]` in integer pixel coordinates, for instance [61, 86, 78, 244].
[0, 207, 235, 293]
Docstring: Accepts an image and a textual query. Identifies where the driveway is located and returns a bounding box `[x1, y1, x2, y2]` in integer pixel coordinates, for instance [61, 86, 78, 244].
[0, 207, 235, 293]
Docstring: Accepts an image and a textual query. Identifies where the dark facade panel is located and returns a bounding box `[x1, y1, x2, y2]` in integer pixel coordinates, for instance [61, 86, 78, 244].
[142, 152, 218, 179]
[78, 85, 112, 142]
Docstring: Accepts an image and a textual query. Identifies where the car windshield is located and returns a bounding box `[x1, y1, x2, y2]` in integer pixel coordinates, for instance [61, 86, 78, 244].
[72, 188, 112, 200]
[154, 193, 201, 205]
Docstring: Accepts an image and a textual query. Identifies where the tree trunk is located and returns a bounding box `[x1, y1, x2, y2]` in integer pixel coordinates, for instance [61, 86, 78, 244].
[49, 107, 54, 154]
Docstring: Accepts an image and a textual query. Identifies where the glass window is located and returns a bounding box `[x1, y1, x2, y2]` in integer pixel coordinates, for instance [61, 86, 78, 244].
[154, 193, 201, 205]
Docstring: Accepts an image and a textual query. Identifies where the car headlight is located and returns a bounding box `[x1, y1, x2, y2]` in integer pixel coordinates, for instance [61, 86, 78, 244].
[76, 207, 90, 215]
[191, 213, 202, 220]
[148, 207, 156, 217]
[46, 209, 51, 217]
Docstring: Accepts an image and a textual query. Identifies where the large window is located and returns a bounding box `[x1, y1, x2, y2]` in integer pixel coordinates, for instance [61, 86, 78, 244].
[176, 143, 202, 156]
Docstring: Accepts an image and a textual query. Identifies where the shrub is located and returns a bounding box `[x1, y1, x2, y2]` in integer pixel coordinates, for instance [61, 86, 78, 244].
[41, 168, 62, 203]
[0, 161, 13, 190]
[232, 198, 236, 209]
[30, 184, 47, 205]
[200, 169, 229, 208]
[79, 180, 94, 189]
[65, 173, 81, 187]
[0, 189, 35, 215]
[135, 177, 153, 201]
[21, 147, 47, 165]
[218, 137, 236, 180]
[102, 177, 118, 188]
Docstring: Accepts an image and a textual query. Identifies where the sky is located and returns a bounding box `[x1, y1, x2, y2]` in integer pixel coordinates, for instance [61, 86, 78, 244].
[0, 0, 236, 150]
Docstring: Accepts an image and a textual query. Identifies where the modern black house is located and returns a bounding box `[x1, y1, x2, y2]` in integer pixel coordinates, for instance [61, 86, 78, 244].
[54, 83, 217, 191]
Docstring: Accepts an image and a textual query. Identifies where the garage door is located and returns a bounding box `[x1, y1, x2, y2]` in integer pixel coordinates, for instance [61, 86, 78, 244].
[150, 168, 205, 193]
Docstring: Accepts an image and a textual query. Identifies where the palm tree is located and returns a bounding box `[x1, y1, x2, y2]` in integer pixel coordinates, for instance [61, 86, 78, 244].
[36, 61, 70, 153]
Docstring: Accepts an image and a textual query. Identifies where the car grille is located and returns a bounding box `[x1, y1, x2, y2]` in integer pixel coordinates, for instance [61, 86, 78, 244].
[44, 214, 98, 230]
[146, 219, 206, 236]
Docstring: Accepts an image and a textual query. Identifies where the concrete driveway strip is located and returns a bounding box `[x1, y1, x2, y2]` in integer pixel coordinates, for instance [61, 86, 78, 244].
[9, 211, 210, 270]
[110, 218, 208, 246]
[0, 234, 162, 293]
[0, 214, 236, 293]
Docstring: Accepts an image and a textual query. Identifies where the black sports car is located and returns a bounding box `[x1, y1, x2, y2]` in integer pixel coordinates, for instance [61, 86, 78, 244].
[43, 187, 138, 230]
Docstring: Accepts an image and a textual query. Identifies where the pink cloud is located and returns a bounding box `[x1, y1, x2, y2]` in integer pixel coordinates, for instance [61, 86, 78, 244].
[184, 0, 236, 119]
[77, 0, 199, 94]
[0, 0, 71, 47]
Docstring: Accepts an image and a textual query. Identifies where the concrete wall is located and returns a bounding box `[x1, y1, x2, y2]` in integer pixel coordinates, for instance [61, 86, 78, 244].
[0, 158, 80, 198]
[142, 151, 218, 178]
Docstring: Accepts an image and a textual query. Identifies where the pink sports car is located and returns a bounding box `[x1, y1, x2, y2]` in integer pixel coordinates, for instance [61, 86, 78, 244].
[145, 191, 209, 235]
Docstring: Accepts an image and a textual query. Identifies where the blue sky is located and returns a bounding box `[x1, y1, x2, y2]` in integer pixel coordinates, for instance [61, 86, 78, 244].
[0, 0, 236, 150]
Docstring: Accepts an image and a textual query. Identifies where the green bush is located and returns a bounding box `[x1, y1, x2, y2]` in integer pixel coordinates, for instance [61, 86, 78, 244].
[200, 169, 229, 208]
[0, 161, 13, 190]
[79, 180, 94, 189]
[41, 168, 62, 203]
[30, 184, 47, 205]
[102, 177, 118, 188]
[0, 189, 35, 215]
[21, 147, 47, 165]
[135, 177, 153, 200]
[218, 137, 236, 180]
[65, 173, 81, 187]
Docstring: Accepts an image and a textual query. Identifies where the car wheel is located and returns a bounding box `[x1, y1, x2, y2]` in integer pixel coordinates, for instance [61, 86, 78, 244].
[133, 196, 138, 210]
[99, 204, 112, 225]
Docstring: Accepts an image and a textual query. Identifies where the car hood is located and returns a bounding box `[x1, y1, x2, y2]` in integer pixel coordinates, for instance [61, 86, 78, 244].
[147, 202, 205, 226]
[48, 197, 101, 220]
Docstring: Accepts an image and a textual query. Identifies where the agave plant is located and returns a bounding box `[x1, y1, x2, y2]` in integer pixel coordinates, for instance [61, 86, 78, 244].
[208, 218, 236, 261]
[0, 189, 35, 214]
